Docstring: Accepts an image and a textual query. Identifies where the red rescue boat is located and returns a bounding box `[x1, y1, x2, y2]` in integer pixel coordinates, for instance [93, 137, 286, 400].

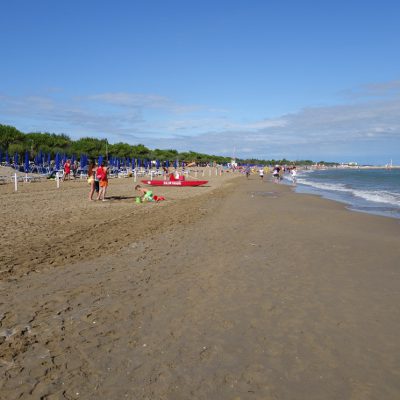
[141, 172, 208, 187]
[141, 179, 208, 187]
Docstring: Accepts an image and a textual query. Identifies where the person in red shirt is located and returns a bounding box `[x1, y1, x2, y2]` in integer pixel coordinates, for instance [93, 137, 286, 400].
[63, 160, 71, 181]
[96, 162, 109, 201]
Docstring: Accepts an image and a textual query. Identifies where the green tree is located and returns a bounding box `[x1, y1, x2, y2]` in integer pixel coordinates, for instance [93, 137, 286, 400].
[0, 124, 25, 150]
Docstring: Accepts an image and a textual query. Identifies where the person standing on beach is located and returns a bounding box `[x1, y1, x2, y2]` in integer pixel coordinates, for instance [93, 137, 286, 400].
[259, 167, 264, 180]
[72, 160, 78, 178]
[63, 159, 71, 181]
[88, 162, 99, 200]
[279, 166, 284, 181]
[96, 162, 108, 201]
[272, 165, 280, 183]
[245, 166, 251, 179]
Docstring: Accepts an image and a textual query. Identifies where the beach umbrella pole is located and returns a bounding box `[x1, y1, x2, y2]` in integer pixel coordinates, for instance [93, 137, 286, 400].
[134, 170, 137, 183]
[56, 172, 60, 188]
[14, 173, 18, 192]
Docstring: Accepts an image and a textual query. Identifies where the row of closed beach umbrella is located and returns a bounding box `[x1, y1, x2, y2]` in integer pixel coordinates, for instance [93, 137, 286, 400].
[0, 149, 181, 174]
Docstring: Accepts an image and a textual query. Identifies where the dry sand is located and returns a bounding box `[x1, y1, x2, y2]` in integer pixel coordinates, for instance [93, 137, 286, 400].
[1, 170, 400, 399]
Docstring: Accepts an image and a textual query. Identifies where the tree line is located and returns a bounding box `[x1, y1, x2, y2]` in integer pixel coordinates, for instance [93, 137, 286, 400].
[0, 123, 335, 166]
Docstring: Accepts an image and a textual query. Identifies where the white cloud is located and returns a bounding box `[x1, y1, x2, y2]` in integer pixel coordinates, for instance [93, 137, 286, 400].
[340, 79, 400, 100]
[87, 92, 202, 114]
[1, 82, 400, 163]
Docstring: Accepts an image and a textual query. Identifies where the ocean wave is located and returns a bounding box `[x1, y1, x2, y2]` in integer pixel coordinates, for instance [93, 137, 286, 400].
[297, 179, 400, 206]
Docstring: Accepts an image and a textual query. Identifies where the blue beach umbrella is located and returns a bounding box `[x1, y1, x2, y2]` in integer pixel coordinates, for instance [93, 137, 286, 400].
[24, 151, 29, 172]
[0, 149, 2, 164]
[98, 155, 103, 166]
[156, 159, 160, 169]
[174, 159, 178, 169]
[137, 158, 141, 168]
[14, 153, 19, 168]
[55, 153, 60, 170]
[5, 152, 10, 165]
[131, 158, 136, 169]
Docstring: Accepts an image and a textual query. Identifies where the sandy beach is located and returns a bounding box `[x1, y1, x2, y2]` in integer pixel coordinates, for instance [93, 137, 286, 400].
[1, 170, 400, 399]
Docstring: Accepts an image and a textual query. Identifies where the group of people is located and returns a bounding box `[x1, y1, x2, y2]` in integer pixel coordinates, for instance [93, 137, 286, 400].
[244, 165, 298, 184]
[87, 161, 165, 203]
[63, 159, 79, 181]
[88, 162, 109, 201]
[272, 165, 297, 184]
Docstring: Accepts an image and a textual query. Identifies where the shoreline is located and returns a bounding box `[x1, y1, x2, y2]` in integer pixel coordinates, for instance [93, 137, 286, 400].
[1, 175, 400, 399]
[279, 168, 400, 220]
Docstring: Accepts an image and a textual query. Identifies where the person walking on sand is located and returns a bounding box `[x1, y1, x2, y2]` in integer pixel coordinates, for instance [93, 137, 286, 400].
[245, 166, 251, 179]
[96, 162, 108, 201]
[259, 167, 264, 180]
[272, 165, 280, 183]
[291, 166, 297, 184]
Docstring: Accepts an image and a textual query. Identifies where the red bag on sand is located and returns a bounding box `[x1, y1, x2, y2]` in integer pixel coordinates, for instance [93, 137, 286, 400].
[153, 195, 165, 202]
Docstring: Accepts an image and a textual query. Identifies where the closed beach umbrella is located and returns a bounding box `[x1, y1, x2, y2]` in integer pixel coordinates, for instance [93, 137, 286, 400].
[14, 153, 19, 168]
[24, 151, 29, 172]
[55, 153, 60, 170]
[156, 159, 160, 169]
[174, 159, 178, 169]
[137, 158, 141, 168]
[98, 155, 103, 166]
[6, 152, 10, 165]
[132, 158, 136, 169]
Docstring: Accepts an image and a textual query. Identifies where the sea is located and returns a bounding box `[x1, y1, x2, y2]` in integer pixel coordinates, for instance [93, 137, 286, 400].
[283, 168, 400, 220]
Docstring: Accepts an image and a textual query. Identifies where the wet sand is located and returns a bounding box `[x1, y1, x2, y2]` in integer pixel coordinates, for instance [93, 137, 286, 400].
[1, 172, 400, 399]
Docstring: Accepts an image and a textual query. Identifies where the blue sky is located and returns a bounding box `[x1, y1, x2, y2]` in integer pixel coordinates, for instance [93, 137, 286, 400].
[1, 0, 399, 164]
